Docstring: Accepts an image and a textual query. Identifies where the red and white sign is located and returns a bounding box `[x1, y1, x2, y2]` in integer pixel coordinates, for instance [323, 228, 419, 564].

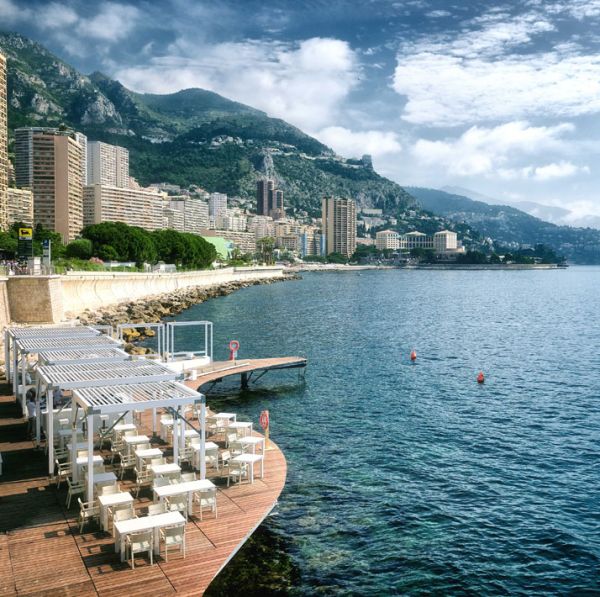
[228, 340, 240, 361]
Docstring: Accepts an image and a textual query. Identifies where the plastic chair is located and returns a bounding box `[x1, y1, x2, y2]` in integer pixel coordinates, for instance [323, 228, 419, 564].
[117, 454, 136, 479]
[125, 530, 153, 569]
[66, 477, 85, 508]
[55, 460, 71, 488]
[77, 498, 99, 533]
[227, 459, 248, 487]
[112, 506, 136, 538]
[160, 523, 186, 561]
[181, 472, 196, 482]
[165, 495, 188, 520]
[147, 502, 167, 516]
[134, 467, 153, 498]
[193, 487, 218, 521]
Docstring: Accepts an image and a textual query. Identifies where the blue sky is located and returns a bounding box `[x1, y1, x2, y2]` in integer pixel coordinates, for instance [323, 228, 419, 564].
[3, 0, 600, 225]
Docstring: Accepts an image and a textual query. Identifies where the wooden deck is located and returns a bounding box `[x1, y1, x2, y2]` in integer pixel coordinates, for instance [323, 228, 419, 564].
[189, 357, 307, 391]
[0, 386, 287, 596]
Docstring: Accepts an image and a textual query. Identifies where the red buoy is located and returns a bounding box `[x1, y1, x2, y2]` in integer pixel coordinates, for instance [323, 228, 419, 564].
[410, 350, 417, 362]
[477, 371, 485, 384]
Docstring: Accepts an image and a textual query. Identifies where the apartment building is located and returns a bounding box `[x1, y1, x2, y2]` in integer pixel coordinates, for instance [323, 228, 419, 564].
[322, 196, 357, 258]
[87, 141, 129, 187]
[7, 187, 34, 226]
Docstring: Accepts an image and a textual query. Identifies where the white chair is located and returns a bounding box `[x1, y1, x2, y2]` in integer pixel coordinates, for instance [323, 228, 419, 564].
[225, 431, 237, 448]
[165, 495, 188, 520]
[125, 530, 153, 569]
[153, 477, 170, 489]
[205, 450, 219, 471]
[193, 487, 217, 521]
[160, 524, 185, 561]
[112, 506, 136, 538]
[77, 498, 99, 533]
[117, 454, 136, 479]
[107, 502, 133, 533]
[100, 483, 119, 496]
[110, 441, 124, 464]
[66, 477, 85, 508]
[177, 447, 194, 467]
[227, 459, 248, 487]
[55, 460, 71, 488]
[150, 457, 165, 468]
[181, 472, 196, 482]
[147, 502, 167, 516]
[134, 468, 153, 498]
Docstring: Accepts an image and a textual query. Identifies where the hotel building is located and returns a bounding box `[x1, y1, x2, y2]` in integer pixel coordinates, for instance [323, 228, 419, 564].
[322, 196, 357, 258]
[167, 197, 209, 233]
[87, 141, 129, 187]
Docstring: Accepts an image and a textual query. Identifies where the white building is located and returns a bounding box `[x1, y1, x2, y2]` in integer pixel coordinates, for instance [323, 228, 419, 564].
[433, 230, 458, 252]
[208, 192, 228, 218]
[248, 215, 274, 240]
[87, 141, 130, 188]
[168, 197, 209, 233]
[376, 230, 400, 250]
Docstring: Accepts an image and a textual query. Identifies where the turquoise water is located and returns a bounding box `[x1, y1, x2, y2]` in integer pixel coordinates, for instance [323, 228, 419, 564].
[172, 268, 600, 594]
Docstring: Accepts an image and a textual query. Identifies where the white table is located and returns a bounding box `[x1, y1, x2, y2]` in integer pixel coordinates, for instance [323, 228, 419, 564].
[66, 441, 89, 452]
[88, 471, 117, 491]
[159, 418, 173, 441]
[113, 423, 137, 439]
[228, 421, 253, 437]
[233, 454, 264, 483]
[153, 479, 216, 516]
[238, 436, 265, 454]
[124, 435, 150, 455]
[98, 491, 134, 531]
[134, 447, 163, 469]
[191, 442, 219, 470]
[114, 511, 185, 561]
[57, 428, 83, 449]
[213, 412, 236, 422]
[149, 463, 181, 477]
[75, 454, 103, 477]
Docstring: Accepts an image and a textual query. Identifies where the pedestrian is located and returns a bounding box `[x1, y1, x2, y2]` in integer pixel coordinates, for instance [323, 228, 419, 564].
[26, 389, 36, 439]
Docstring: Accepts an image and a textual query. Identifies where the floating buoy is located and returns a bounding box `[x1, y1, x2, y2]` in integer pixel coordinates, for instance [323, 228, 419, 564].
[477, 371, 485, 384]
[410, 350, 417, 362]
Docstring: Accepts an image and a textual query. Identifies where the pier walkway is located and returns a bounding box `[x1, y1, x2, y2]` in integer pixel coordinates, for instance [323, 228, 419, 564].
[0, 386, 286, 596]
[190, 357, 307, 391]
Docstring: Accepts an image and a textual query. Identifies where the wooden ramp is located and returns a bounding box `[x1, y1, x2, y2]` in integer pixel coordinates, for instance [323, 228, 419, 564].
[189, 357, 307, 391]
[0, 387, 287, 596]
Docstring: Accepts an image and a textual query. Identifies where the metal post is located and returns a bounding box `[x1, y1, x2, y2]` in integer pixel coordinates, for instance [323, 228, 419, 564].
[210, 324, 213, 361]
[172, 410, 179, 464]
[200, 400, 206, 480]
[47, 389, 54, 475]
[152, 408, 157, 436]
[4, 331, 9, 383]
[20, 354, 27, 416]
[179, 405, 185, 460]
[12, 345, 18, 395]
[71, 405, 79, 482]
[35, 378, 42, 444]
[86, 412, 94, 503]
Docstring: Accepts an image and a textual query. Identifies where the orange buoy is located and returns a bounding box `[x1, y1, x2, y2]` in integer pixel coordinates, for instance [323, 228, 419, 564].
[410, 350, 417, 362]
[477, 371, 485, 384]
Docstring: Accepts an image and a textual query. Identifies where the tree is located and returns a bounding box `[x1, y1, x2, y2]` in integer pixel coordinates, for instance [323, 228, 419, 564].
[327, 252, 348, 264]
[257, 237, 275, 265]
[65, 239, 93, 259]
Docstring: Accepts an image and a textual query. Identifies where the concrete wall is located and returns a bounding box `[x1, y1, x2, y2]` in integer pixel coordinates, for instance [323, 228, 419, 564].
[3, 266, 284, 323]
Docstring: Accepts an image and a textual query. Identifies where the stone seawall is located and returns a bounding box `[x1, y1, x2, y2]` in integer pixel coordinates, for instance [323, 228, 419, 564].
[1, 266, 287, 324]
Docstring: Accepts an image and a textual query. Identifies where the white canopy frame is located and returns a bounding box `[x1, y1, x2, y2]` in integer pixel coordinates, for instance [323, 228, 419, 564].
[116, 323, 166, 358]
[165, 321, 213, 362]
[12, 335, 123, 416]
[71, 380, 206, 502]
[37, 347, 130, 366]
[37, 360, 182, 473]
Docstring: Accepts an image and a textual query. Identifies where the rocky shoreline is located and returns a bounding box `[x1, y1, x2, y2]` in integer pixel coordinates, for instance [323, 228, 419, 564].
[77, 272, 300, 351]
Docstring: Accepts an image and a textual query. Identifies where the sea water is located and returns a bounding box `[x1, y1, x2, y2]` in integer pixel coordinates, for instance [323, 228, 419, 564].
[171, 268, 600, 594]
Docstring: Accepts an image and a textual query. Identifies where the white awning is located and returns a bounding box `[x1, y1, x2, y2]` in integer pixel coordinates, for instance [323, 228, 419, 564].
[38, 348, 130, 366]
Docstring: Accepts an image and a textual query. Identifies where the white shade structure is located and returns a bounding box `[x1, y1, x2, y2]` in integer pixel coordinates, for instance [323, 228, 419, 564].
[37, 347, 130, 366]
[70, 380, 206, 502]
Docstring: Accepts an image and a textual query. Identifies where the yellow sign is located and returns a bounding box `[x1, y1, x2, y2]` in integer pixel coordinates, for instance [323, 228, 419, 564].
[18, 227, 33, 240]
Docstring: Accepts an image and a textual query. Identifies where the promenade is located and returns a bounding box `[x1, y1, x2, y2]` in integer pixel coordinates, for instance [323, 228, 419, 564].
[0, 384, 286, 596]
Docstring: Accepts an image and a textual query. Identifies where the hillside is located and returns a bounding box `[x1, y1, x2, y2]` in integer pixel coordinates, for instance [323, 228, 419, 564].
[408, 187, 600, 263]
[0, 31, 415, 216]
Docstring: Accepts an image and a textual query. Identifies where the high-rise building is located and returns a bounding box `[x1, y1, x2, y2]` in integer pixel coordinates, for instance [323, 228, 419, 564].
[83, 184, 164, 231]
[0, 52, 8, 230]
[7, 188, 34, 227]
[256, 179, 285, 218]
[87, 141, 129, 187]
[322, 196, 357, 258]
[208, 192, 228, 218]
[168, 197, 209, 233]
[74, 132, 88, 186]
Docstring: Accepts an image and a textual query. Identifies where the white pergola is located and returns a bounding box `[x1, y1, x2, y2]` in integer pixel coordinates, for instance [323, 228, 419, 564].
[5, 326, 103, 385]
[37, 347, 130, 366]
[37, 360, 182, 474]
[12, 334, 123, 414]
[71, 380, 206, 502]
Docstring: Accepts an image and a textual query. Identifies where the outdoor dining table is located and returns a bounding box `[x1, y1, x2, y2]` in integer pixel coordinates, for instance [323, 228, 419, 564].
[134, 447, 163, 469]
[113, 423, 137, 439]
[98, 491, 134, 531]
[114, 511, 185, 561]
[124, 434, 150, 454]
[148, 462, 181, 477]
[232, 453, 264, 483]
[57, 428, 83, 449]
[237, 436, 265, 454]
[75, 454, 103, 477]
[153, 479, 216, 516]
[159, 418, 173, 441]
[66, 441, 89, 452]
[228, 421, 253, 437]
[191, 441, 219, 470]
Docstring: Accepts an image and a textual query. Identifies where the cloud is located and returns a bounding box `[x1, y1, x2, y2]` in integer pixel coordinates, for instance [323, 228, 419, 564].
[531, 161, 589, 180]
[391, 8, 600, 126]
[317, 126, 401, 158]
[115, 37, 359, 131]
[412, 121, 577, 177]
[38, 2, 78, 28]
[79, 2, 141, 41]
[0, 0, 30, 22]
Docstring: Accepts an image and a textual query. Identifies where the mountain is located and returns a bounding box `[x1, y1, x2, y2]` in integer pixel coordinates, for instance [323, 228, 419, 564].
[408, 187, 600, 263]
[0, 32, 415, 216]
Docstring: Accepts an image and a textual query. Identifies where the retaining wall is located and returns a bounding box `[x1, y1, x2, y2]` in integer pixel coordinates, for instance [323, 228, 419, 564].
[2, 266, 284, 324]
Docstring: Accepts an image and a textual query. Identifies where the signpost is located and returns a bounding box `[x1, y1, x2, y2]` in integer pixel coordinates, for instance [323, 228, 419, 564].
[17, 227, 33, 260]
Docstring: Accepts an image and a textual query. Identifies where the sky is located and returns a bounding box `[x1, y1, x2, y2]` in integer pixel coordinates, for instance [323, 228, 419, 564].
[3, 0, 600, 225]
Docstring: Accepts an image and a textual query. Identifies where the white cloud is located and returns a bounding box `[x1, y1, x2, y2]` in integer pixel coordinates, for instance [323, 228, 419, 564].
[391, 7, 600, 126]
[79, 2, 141, 41]
[531, 161, 589, 180]
[412, 121, 576, 177]
[0, 0, 30, 22]
[115, 37, 359, 131]
[317, 126, 401, 158]
[38, 2, 78, 28]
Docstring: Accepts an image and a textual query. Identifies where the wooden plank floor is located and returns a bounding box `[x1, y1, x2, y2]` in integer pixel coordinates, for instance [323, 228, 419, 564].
[191, 357, 307, 388]
[0, 387, 287, 596]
